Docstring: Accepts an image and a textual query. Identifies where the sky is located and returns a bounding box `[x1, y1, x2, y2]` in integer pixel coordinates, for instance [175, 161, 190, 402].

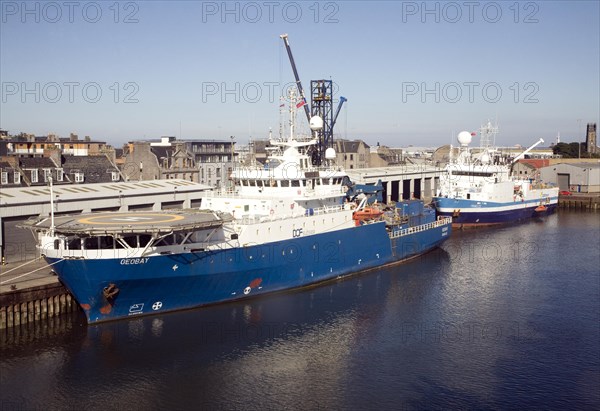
[1, 0, 599, 148]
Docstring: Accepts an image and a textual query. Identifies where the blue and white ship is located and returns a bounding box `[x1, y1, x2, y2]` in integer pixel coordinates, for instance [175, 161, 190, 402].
[433, 121, 559, 227]
[23, 93, 452, 324]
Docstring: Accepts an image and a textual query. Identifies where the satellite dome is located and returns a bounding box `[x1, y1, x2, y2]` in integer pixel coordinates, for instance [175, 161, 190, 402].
[325, 147, 336, 159]
[310, 116, 324, 130]
[457, 131, 472, 146]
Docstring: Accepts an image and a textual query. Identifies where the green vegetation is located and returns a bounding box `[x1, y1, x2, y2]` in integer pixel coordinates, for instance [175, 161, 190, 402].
[552, 142, 600, 158]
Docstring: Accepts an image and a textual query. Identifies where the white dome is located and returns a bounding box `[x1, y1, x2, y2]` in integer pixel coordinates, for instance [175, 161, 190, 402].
[310, 116, 324, 130]
[457, 131, 472, 146]
[480, 153, 490, 164]
[325, 147, 336, 159]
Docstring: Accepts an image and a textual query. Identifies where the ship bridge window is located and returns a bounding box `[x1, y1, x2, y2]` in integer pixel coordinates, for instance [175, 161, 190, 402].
[280, 180, 289, 187]
[122, 236, 138, 248]
[99, 236, 115, 249]
[174, 233, 188, 244]
[84, 237, 98, 250]
[452, 171, 493, 177]
[67, 236, 81, 250]
[322, 178, 330, 185]
[291, 180, 300, 187]
[249, 180, 256, 187]
[139, 235, 152, 247]
[155, 235, 175, 246]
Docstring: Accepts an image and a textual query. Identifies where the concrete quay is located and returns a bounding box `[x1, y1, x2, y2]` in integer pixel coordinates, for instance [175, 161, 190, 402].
[0, 258, 78, 329]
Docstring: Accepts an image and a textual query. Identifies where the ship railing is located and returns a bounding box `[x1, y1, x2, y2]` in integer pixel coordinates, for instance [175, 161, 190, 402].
[238, 204, 346, 225]
[388, 216, 452, 239]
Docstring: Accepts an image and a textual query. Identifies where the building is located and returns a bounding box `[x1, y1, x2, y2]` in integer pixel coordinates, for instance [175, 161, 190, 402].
[6, 133, 109, 157]
[511, 159, 551, 178]
[334, 139, 370, 169]
[121, 137, 237, 187]
[539, 161, 600, 193]
[369, 145, 404, 167]
[1, 144, 122, 188]
[586, 123, 598, 155]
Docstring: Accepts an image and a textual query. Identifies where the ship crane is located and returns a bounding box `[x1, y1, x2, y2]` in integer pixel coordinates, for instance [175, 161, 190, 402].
[511, 138, 545, 164]
[279, 33, 311, 124]
[332, 96, 347, 130]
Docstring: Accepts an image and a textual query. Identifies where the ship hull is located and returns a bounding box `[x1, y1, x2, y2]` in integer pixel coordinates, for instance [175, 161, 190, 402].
[47, 221, 451, 323]
[434, 196, 558, 227]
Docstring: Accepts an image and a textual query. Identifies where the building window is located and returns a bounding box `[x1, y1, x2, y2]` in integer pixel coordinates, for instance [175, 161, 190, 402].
[75, 172, 84, 183]
[350, 154, 354, 161]
[56, 169, 64, 181]
[216, 168, 221, 178]
[14, 172, 20, 184]
[111, 171, 120, 181]
[1, 172, 7, 185]
[31, 169, 38, 183]
[43, 169, 52, 182]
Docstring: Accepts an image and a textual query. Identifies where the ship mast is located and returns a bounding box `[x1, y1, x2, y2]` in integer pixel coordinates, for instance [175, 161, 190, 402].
[49, 176, 55, 236]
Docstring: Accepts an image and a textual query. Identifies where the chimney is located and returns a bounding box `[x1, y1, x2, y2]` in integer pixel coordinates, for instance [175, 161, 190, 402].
[43, 146, 62, 167]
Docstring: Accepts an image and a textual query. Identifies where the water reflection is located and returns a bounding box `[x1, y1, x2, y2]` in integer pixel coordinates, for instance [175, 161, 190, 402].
[1, 212, 599, 409]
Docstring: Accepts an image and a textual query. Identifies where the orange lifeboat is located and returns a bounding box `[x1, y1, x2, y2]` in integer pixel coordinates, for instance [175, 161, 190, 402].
[535, 205, 547, 212]
[353, 207, 384, 225]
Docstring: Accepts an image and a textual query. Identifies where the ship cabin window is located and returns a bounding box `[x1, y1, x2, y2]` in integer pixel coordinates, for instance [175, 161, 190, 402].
[280, 180, 290, 187]
[291, 180, 300, 187]
[322, 178, 330, 185]
[54, 239, 60, 250]
[249, 180, 256, 187]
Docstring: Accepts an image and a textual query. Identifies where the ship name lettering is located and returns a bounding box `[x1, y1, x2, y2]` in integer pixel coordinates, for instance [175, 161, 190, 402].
[120, 257, 149, 265]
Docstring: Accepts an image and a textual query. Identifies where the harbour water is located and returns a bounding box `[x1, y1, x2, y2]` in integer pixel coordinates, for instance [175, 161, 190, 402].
[1, 210, 598, 410]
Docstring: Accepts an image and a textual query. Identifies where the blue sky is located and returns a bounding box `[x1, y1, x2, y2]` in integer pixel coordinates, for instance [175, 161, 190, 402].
[1, 1, 599, 147]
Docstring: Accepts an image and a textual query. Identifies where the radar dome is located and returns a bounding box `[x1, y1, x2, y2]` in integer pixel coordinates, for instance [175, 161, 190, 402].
[457, 131, 472, 146]
[309, 116, 324, 131]
[325, 147, 336, 160]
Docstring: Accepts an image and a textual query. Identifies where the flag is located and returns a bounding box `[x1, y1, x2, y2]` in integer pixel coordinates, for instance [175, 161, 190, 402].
[296, 99, 306, 109]
[471, 132, 476, 137]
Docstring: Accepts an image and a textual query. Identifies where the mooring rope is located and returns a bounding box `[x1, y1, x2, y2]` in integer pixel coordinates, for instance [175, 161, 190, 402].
[0, 258, 66, 285]
[0, 257, 42, 276]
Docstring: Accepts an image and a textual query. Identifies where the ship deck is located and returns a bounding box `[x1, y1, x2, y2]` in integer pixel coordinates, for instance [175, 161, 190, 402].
[21, 209, 230, 236]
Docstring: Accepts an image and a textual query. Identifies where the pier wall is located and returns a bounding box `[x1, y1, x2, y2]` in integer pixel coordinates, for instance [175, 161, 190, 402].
[558, 194, 600, 210]
[0, 282, 78, 329]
